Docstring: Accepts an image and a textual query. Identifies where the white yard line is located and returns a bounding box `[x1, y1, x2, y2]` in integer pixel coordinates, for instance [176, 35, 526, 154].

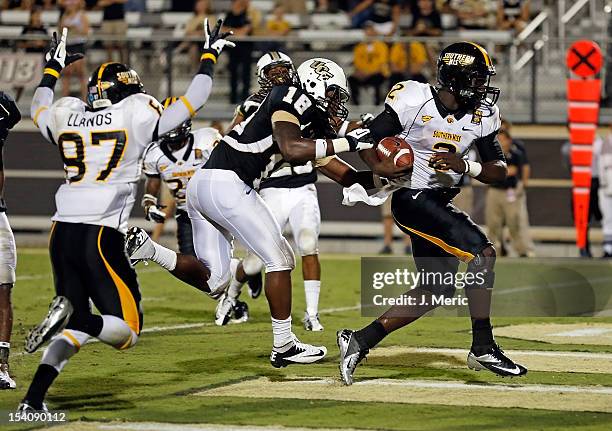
[406, 346, 612, 360]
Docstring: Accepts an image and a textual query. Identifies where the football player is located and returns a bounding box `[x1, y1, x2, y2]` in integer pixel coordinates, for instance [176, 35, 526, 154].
[19, 22, 233, 412]
[223, 52, 375, 331]
[139, 97, 249, 324]
[338, 42, 528, 385]
[128, 57, 377, 367]
[0, 92, 21, 390]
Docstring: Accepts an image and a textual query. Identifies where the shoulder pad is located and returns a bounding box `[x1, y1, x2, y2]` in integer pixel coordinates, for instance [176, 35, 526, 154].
[192, 127, 222, 149]
[385, 80, 431, 108]
[51, 97, 86, 111]
[479, 104, 501, 137]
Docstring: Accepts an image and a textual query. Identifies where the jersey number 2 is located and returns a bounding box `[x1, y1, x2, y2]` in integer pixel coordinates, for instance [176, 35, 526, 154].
[58, 130, 127, 182]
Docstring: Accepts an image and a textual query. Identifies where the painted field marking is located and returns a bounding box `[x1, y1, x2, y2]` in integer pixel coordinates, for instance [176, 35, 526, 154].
[551, 328, 612, 337]
[196, 377, 612, 413]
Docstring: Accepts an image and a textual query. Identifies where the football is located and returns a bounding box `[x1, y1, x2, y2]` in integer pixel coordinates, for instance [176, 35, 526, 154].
[376, 136, 414, 168]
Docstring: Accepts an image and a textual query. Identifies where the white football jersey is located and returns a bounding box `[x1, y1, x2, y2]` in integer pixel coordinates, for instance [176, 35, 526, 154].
[386, 80, 501, 189]
[45, 93, 163, 233]
[143, 128, 221, 210]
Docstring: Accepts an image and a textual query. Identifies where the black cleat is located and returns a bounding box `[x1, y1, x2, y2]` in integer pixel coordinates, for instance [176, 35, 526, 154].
[231, 300, 249, 324]
[247, 272, 263, 299]
[25, 296, 73, 354]
[17, 400, 48, 413]
[337, 329, 369, 385]
[467, 343, 528, 377]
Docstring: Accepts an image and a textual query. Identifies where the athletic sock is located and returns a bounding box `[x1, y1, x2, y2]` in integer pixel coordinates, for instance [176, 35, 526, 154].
[354, 320, 387, 350]
[227, 259, 243, 301]
[97, 315, 135, 348]
[23, 364, 59, 409]
[271, 316, 293, 352]
[471, 318, 494, 352]
[0, 342, 9, 365]
[151, 241, 178, 271]
[304, 280, 320, 316]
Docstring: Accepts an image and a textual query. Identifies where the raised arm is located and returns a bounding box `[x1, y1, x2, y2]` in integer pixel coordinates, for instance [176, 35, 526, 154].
[30, 28, 83, 142]
[157, 19, 234, 138]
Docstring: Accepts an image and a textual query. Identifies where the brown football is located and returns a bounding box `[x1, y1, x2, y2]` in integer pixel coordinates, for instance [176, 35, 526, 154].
[376, 136, 414, 168]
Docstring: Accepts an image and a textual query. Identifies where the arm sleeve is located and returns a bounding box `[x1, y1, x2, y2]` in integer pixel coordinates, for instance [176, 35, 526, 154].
[474, 131, 505, 163]
[30, 87, 55, 143]
[142, 146, 160, 177]
[368, 104, 404, 143]
[157, 73, 213, 139]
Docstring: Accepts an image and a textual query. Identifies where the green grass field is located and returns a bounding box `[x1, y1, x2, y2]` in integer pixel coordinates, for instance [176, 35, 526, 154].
[1, 251, 612, 430]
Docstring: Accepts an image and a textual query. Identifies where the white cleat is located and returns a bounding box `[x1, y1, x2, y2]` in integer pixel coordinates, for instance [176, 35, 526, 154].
[125, 226, 155, 265]
[303, 312, 324, 331]
[215, 293, 235, 326]
[25, 296, 73, 354]
[270, 333, 327, 368]
[0, 363, 16, 389]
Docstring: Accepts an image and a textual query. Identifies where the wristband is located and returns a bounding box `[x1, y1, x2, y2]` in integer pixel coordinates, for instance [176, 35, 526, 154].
[331, 137, 350, 154]
[315, 139, 327, 159]
[337, 120, 350, 138]
[464, 160, 482, 178]
[141, 193, 158, 208]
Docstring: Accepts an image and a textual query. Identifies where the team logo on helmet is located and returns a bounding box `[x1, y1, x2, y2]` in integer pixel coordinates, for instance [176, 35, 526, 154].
[309, 61, 334, 80]
[441, 52, 475, 67]
[117, 70, 141, 85]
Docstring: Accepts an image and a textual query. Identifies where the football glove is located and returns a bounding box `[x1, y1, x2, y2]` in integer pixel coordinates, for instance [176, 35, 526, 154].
[201, 18, 235, 61]
[346, 128, 375, 152]
[145, 204, 167, 224]
[360, 113, 375, 127]
[44, 28, 84, 71]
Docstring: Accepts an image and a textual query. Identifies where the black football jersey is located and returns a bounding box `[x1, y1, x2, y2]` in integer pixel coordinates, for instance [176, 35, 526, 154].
[205, 84, 327, 189]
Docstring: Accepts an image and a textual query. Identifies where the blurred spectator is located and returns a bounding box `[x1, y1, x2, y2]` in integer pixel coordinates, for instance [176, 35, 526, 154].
[442, 0, 493, 29]
[501, 119, 535, 256]
[19, 7, 47, 53]
[598, 125, 612, 258]
[261, 2, 291, 52]
[15, 7, 47, 101]
[349, 0, 400, 34]
[98, 0, 127, 63]
[276, 0, 306, 14]
[60, 0, 89, 98]
[171, 0, 195, 12]
[224, 0, 254, 104]
[486, 129, 530, 257]
[389, 41, 429, 85]
[348, 25, 389, 105]
[176, 0, 216, 67]
[409, 0, 442, 36]
[125, 0, 144, 12]
[496, 0, 529, 33]
[2, 0, 55, 9]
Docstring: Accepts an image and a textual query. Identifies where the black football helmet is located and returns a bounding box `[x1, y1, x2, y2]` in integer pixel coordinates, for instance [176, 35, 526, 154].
[87, 62, 144, 110]
[437, 42, 500, 110]
[159, 97, 191, 148]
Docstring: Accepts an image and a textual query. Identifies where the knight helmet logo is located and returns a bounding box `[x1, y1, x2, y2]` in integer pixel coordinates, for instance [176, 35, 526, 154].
[309, 61, 333, 80]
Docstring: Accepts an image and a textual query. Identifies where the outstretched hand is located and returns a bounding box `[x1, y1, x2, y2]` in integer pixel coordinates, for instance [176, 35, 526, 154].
[202, 18, 235, 58]
[45, 28, 84, 69]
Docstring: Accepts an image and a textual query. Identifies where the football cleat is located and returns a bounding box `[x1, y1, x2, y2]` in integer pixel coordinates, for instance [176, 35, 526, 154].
[17, 400, 49, 413]
[270, 334, 327, 368]
[247, 272, 263, 299]
[25, 296, 73, 354]
[125, 226, 155, 265]
[467, 343, 528, 377]
[0, 363, 16, 389]
[215, 293, 235, 326]
[303, 312, 324, 331]
[337, 329, 369, 385]
[231, 300, 249, 324]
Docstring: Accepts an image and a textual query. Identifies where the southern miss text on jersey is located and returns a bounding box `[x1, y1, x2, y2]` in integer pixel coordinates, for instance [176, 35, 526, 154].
[143, 127, 220, 210]
[383, 80, 501, 189]
[43, 93, 163, 233]
[205, 84, 329, 189]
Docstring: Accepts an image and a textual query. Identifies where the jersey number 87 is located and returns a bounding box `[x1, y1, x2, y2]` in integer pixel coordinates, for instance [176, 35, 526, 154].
[58, 130, 127, 183]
